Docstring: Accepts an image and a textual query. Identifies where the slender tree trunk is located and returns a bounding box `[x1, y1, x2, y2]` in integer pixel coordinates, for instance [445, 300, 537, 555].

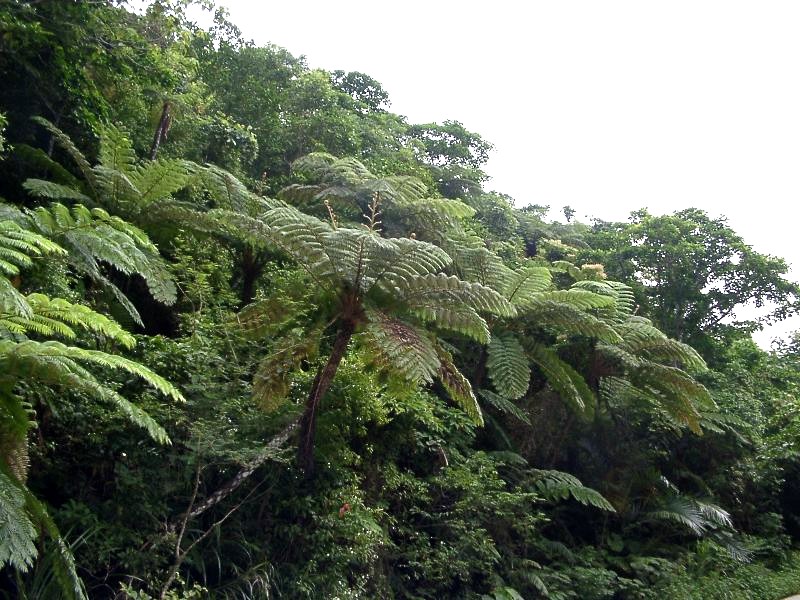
[149, 101, 171, 160]
[298, 319, 355, 474]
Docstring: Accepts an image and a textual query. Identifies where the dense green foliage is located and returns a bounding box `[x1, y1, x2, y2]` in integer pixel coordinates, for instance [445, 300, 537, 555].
[0, 2, 799, 599]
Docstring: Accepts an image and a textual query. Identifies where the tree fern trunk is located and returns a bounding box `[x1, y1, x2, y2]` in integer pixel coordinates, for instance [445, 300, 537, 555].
[239, 247, 263, 308]
[297, 319, 355, 474]
[149, 101, 171, 160]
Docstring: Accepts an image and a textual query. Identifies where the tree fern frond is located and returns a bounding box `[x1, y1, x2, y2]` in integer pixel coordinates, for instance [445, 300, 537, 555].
[526, 342, 595, 414]
[199, 165, 274, 216]
[291, 152, 341, 180]
[416, 197, 475, 219]
[14, 476, 88, 599]
[236, 295, 309, 339]
[487, 332, 531, 400]
[365, 175, 428, 203]
[526, 301, 622, 343]
[502, 265, 553, 306]
[399, 273, 516, 318]
[616, 319, 706, 371]
[11, 145, 80, 188]
[0, 341, 172, 443]
[436, 343, 483, 426]
[31, 117, 96, 194]
[252, 329, 321, 412]
[530, 469, 615, 511]
[1, 340, 183, 403]
[478, 389, 531, 425]
[22, 180, 92, 203]
[130, 159, 193, 205]
[409, 302, 489, 343]
[550, 260, 582, 280]
[28, 203, 177, 307]
[528, 289, 615, 311]
[0, 470, 38, 572]
[573, 280, 637, 319]
[259, 207, 339, 282]
[362, 311, 440, 385]
[456, 247, 512, 289]
[370, 236, 453, 293]
[645, 495, 708, 535]
[0, 220, 66, 268]
[277, 183, 327, 206]
[24, 294, 136, 347]
[92, 165, 140, 208]
[0, 278, 33, 319]
[97, 123, 137, 175]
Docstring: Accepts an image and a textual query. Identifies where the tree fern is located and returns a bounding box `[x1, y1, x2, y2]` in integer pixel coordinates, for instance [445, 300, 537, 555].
[228, 198, 503, 470]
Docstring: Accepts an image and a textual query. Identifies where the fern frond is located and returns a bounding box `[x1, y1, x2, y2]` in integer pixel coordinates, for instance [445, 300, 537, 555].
[130, 159, 193, 205]
[252, 328, 320, 412]
[487, 332, 531, 400]
[528, 289, 615, 311]
[398, 273, 516, 318]
[362, 311, 440, 385]
[503, 265, 553, 306]
[526, 342, 595, 414]
[0, 278, 33, 319]
[531, 469, 615, 512]
[31, 117, 96, 195]
[97, 123, 137, 175]
[0, 471, 37, 572]
[200, 165, 272, 216]
[259, 207, 338, 283]
[478, 389, 531, 425]
[0, 340, 174, 443]
[456, 247, 511, 289]
[370, 236, 453, 293]
[526, 301, 622, 343]
[630, 364, 711, 433]
[28, 203, 177, 307]
[365, 175, 428, 203]
[236, 295, 309, 339]
[14, 477, 88, 599]
[573, 280, 636, 319]
[436, 343, 483, 426]
[22, 179, 92, 203]
[408, 302, 489, 343]
[277, 183, 327, 206]
[645, 495, 708, 535]
[24, 294, 136, 347]
[550, 260, 582, 280]
[616, 319, 706, 371]
[0, 220, 66, 271]
[2, 340, 183, 402]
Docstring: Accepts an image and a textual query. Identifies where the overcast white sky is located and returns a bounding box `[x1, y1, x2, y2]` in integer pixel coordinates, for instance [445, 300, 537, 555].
[208, 1, 800, 346]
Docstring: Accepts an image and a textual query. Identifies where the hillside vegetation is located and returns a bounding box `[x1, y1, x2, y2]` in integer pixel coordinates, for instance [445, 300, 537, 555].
[0, 2, 799, 598]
